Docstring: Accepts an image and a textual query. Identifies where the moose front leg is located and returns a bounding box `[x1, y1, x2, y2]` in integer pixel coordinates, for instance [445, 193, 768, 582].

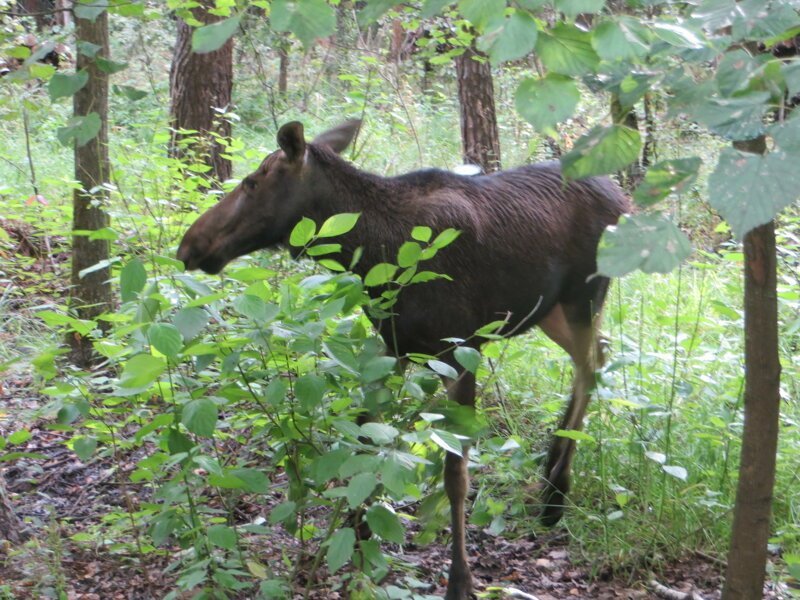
[443, 369, 476, 600]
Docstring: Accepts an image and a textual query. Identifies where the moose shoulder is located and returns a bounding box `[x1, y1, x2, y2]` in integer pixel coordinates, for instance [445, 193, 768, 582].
[177, 120, 630, 600]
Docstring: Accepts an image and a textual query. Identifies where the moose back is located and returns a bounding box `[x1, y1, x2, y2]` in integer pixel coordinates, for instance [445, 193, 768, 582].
[177, 120, 630, 599]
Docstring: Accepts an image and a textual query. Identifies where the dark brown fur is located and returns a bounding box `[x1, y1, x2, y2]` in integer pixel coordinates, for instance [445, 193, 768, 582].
[178, 120, 630, 599]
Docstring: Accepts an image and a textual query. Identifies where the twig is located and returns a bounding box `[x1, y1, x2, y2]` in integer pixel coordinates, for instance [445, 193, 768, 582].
[649, 579, 707, 600]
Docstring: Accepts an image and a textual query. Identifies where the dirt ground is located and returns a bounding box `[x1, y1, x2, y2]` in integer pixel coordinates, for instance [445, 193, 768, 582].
[0, 370, 796, 600]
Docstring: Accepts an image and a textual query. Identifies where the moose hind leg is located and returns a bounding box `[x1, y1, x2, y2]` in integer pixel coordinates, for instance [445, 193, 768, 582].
[443, 369, 476, 600]
[538, 301, 605, 526]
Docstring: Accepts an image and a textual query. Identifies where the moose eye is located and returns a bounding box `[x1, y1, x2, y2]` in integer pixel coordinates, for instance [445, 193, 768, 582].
[243, 176, 257, 190]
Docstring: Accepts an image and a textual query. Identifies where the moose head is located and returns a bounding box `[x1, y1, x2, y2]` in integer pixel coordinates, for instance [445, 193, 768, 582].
[177, 119, 361, 274]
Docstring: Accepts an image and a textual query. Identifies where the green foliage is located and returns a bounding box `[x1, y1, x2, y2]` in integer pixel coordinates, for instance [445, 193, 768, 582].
[191, 16, 242, 53]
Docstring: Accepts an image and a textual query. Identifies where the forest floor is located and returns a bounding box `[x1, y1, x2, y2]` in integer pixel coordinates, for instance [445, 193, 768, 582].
[0, 234, 794, 599]
[1, 373, 793, 600]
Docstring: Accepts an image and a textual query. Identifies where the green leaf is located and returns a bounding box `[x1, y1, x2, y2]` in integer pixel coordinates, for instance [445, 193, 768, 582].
[478, 10, 538, 65]
[120, 258, 146, 302]
[119, 354, 166, 389]
[361, 422, 399, 444]
[770, 117, 800, 154]
[361, 356, 397, 383]
[454, 347, 480, 373]
[182, 398, 218, 437]
[597, 213, 692, 277]
[515, 74, 580, 132]
[592, 17, 650, 62]
[561, 125, 641, 180]
[716, 49, 759, 96]
[327, 528, 356, 573]
[57, 113, 101, 147]
[48, 71, 88, 101]
[708, 147, 800, 238]
[95, 57, 128, 74]
[430, 429, 463, 455]
[782, 61, 800, 98]
[271, 0, 336, 47]
[364, 263, 397, 286]
[365, 505, 405, 544]
[173, 307, 209, 341]
[229, 468, 270, 493]
[318, 212, 360, 238]
[208, 524, 237, 549]
[431, 228, 460, 249]
[427, 359, 458, 379]
[346, 472, 377, 509]
[149, 323, 183, 359]
[691, 92, 769, 141]
[192, 15, 241, 54]
[553, 429, 595, 442]
[397, 242, 422, 268]
[295, 374, 326, 411]
[633, 158, 702, 207]
[536, 24, 599, 77]
[74, 0, 108, 20]
[8, 430, 31, 445]
[651, 22, 705, 49]
[233, 295, 279, 322]
[289, 217, 316, 247]
[411, 226, 432, 242]
[458, 0, 505, 30]
[554, 0, 605, 19]
[269, 501, 296, 524]
[422, 0, 452, 18]
[113, 84, 147, 101]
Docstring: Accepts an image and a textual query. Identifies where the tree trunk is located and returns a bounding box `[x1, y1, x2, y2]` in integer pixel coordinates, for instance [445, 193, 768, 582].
[69, 8, 111, 367]
[454, 41, 501, 173]
[277, 35, 289, 95]
[169, 2, 234, 183]
[21, 0, 47, 31]
[722, 135, 782, 600]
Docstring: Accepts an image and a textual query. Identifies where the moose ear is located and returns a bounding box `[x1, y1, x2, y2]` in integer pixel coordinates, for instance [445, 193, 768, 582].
[312, 119, 362, 154]
[277, 121, 306, 163]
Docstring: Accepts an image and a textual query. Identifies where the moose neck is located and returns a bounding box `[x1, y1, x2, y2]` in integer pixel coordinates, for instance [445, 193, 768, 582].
[303, 146, 409, 275]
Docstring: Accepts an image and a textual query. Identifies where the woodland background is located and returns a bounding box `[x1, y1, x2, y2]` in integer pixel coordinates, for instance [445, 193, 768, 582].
[0, 0, 799, 599]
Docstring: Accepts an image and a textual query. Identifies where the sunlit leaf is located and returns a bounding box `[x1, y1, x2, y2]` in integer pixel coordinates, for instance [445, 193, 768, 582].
[182, 398, 218, 437]
[365, 504, 405, 544]
[597, 213, 692, 276]
[327, 528, 355, 573]
[708, 147, 800, 238]
[272, 0, 335, 46]
[515, 74, 580, 131]
[561, 125, 641, 180]
[536, 24, 599, 77]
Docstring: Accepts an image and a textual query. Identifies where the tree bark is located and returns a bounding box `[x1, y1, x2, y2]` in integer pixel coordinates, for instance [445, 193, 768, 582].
[722, 135, 782, 600]
[0, 475, 25, 543]
[169, 2, 234, 182]
[69, 8, 112, 367]
[454, 41, 501, 173]
[277, 34, 289, 95]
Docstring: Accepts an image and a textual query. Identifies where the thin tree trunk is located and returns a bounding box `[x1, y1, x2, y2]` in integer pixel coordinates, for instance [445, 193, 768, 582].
[169, 1, 234, 182]
[454, 41, 501, 173]
[277, 34, 289, 95]
[69, 8, 111, 367]
[722, 135, 782, 600]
